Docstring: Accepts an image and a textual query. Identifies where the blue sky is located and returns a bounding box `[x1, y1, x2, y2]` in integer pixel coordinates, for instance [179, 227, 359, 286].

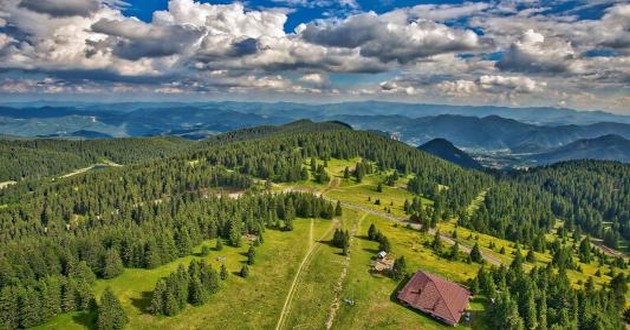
[0, 0, 628, 113]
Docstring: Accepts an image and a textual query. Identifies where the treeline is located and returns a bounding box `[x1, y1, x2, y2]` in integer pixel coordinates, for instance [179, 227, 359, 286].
[192, 127, 492, 216]
[471, 259, 627, 329]
[458, 160, 629, 250]
[150, 260, 220, 316]
[515, 160, 629, 247]
[0, 190, 332, 329]
[0, 148, 334, 329]
[0, 136, 193, 181]
[460, 181, 556, 248]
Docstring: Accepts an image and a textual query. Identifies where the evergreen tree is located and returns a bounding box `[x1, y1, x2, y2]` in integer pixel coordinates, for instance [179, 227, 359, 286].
[525, 250, 536, 263]
[220, 264, 228, 280]
[0, 286, 19, 330]
[188, 276, 207, 306]
[215, 239, 224, 251]
[97, 287, 127, 330]
[432, 231, 442, 250]
[335, 201, 343, 216]
[240, 265, 250, 278]
[470, 242, 483, 263]
[392, 256, 407, 280]
[367, 224, 378, 241]
[579, 236, 592, 263]
[151, 280, 166, 315]
[247, 246, 256, 265]
[378, 235, 391, 253]
[101, 248, 124, 279]
[449, 242, 460, 260]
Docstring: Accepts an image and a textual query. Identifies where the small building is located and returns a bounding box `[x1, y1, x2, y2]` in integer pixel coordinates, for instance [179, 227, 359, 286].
[397, 270, 471, 326]
[377, 251, 387, 259]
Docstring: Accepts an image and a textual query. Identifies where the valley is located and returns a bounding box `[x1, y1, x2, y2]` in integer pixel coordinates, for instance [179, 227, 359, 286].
[0, 121, 625, 329]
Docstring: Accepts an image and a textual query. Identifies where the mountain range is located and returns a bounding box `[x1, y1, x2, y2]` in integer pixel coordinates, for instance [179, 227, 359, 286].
[1, 101, 628, 166]
[418, 139, 482, 170]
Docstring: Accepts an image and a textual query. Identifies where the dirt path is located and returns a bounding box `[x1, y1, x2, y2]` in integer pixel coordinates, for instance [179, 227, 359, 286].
[60, 160, 122, 179]
[325, 212, 366, 329]
[327, 200, 502, 266]
[0, 181, 16, 189]
[276, 218, 336, 330]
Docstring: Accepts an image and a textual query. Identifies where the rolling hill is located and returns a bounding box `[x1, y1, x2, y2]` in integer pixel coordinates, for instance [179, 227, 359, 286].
[418, 138, 482, 170]
[530, 134, 630, 164]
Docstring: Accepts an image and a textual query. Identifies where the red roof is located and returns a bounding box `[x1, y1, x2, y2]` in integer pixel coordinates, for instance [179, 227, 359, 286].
[397, 270, 471, 326]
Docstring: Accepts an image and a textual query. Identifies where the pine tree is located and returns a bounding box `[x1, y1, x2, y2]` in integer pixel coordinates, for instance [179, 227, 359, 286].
[151, 280, 166, 315]
[101, 248, 124, 279]
[449, 242, 460, 260]
[0, 286, 19, 330]
[215, 239, 224, 251]
[97, 287, 127, 330]
[523, 292, 537, 330]
[368, 224, 377, 241]
[378, 235, 391, 253]
[19, 286, 42, 328]
[470, 242, 483, 263]
[335, 201, 342, 216]
[188, 275, 207, 306]
[525, 250, 536, 263]
[511, 248, 524, 272]
[247, 246, 256, 265]
[432, 231, 442, 250]
[392, 256, 407, 280]
[240, 265, 250, 278]
[578, 236, 592, 263]
[220, 264, 229, 280]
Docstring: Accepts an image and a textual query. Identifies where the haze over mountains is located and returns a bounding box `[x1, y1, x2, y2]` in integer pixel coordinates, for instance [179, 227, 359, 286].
[1, 101, 629, 167]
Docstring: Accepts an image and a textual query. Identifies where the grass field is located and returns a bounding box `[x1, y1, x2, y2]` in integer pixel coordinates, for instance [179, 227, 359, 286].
[37, 218, 336, 330]
[35, 157, 629, 329]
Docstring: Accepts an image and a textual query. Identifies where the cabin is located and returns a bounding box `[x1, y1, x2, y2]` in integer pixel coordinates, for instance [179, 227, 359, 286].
[397, 270, 471, 326]
[377, 251, 387, 259]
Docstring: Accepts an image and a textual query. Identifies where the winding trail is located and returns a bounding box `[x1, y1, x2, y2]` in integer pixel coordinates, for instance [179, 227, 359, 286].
[325, 212, 366, 329]
[329, 200, 502, 266]
[275, 218, 336, 330]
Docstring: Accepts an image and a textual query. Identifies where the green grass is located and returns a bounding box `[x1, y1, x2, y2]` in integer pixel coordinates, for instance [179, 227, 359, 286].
[330, 213, 485, 329]
[36, 218, 336, 330]
[284, 208, 360, 329]
[35, 157, 630, 329]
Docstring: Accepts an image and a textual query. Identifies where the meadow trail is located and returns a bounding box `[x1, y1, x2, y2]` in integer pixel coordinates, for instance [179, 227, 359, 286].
[325, 212, 366, 330]
[276, 218, 335, 330]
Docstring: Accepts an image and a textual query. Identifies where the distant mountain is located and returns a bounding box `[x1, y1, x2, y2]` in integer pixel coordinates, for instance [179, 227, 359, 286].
[334, 114, 630, 151]
[1, 102, 629, 165]
[530, 135, 630, 164]
[418, 138, 482, 169]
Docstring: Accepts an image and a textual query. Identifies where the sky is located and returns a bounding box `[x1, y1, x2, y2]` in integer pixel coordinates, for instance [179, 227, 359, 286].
[0, 0, 628, 113]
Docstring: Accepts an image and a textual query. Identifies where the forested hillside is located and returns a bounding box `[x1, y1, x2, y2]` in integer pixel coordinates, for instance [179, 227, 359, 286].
[0, 121, 627, 329]
[0, 137, 194, 181]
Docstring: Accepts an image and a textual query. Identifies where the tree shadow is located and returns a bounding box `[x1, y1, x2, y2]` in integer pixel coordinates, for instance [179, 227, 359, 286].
[363, 247, 379, 255]
[317, 239, 338, 248]
[130, 290, 153, 314]
[72, 308, 97, 329]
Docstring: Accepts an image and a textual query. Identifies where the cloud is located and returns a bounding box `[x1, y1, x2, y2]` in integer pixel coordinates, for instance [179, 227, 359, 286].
[90, 17, 205, 60]
[0, 0, 627, 113]
[497, 29, 576, 73]
[408, 2, 490, 21]
[18, 0, 100, 17]
[437, 75, 545, 96]
[270, 0, 359, 10]
[299, 73, 328, 85]
[299, 12, 481, 63]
